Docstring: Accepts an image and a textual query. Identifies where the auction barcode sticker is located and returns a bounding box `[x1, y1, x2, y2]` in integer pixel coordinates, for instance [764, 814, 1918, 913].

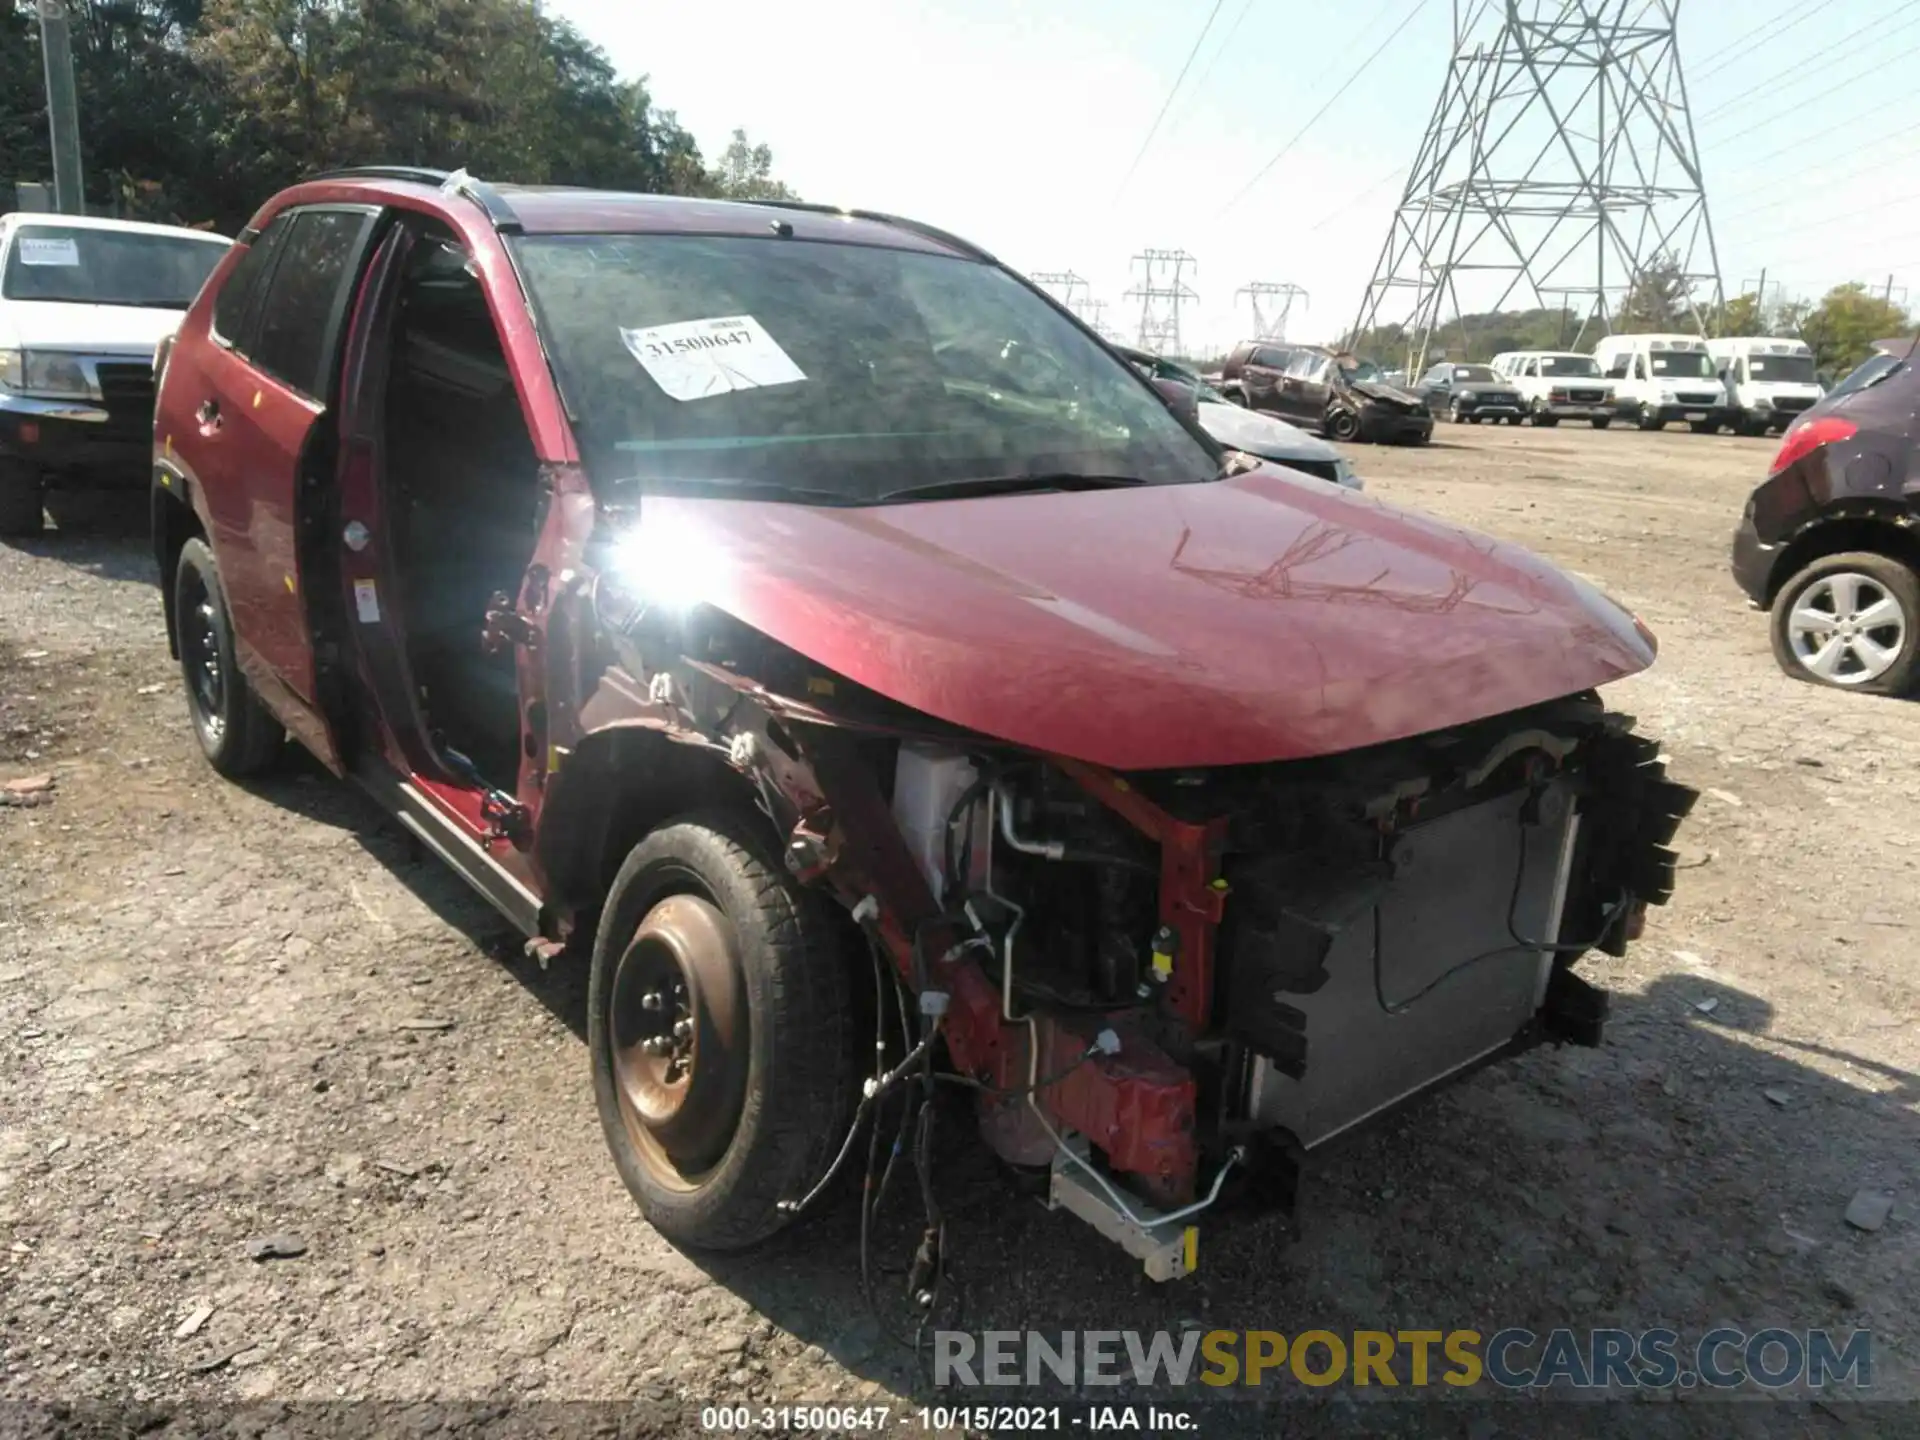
[618, 315, 806, 402]
[18, 236, 80, 267]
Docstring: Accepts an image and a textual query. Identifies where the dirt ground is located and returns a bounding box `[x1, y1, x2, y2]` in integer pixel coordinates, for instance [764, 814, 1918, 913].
[1, 425, 1915, 1438]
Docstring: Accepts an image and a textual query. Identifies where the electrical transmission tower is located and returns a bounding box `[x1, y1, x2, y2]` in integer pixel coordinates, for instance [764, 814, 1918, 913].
[1351, 1, 1724, 376]
[1125, 249, 1199, 354]
[1031, 270, 1091, 314]
[1081, 298, 1119, 340]
[1236, 282, 1309, 342]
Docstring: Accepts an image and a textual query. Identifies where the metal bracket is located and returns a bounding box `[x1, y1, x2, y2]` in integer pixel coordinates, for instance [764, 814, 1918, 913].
[482, 590, 540, 655]
[480, 789, 530, 845]
[1047, 1139, 1198, 1283]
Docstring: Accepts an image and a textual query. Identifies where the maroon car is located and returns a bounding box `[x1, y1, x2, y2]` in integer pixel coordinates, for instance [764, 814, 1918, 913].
[151, 167, 1693, 1280]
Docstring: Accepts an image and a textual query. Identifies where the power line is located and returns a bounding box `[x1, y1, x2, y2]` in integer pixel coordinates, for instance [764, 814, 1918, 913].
[1217, 0, 1433, 217]
[1696, 1, 1920, 123]
[1690, 0, 1840, 85]
[1308, 159, 1409, 233]
[1112, 0, 1229, 202]
[1175, 0, 1259, 124]
[1689, 0, 1796, 71]
[1713, 133, 1920, 224]
[1736, 190, 1920, 251]
[1723, 69, 1920, 173]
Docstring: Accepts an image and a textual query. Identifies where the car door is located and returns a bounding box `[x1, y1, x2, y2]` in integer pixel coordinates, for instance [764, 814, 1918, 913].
[1283, 353, 1334, 424]
[1266, 352, 1309, 422]
[190, 204, 382, 771]
[1240, 346, 1291, 413]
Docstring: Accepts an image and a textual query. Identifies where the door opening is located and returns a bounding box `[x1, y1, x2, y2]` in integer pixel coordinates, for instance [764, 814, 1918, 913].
[380, 232, 538, 793]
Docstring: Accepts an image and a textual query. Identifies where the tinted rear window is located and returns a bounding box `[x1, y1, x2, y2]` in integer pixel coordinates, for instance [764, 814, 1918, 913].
[2, 224, 227, 308]
[212, 214, 290, 348]
[248, 211, 370, 398]
[1825, 351, 1908, 402]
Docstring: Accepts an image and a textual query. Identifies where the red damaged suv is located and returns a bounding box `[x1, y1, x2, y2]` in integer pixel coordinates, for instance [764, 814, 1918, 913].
[152, 168, 1693, 1279]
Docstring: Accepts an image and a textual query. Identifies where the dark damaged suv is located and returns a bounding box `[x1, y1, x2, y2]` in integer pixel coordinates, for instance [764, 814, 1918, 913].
[1733, 335, 1920, 694]
[1220, 340, 1432, 444]
[150, 167, 1690, 1279]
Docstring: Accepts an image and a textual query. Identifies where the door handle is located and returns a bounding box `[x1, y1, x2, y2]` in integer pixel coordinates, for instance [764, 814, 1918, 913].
[196, 398, 222, 432]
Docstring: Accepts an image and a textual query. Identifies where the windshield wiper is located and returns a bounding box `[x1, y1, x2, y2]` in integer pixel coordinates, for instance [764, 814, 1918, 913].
[607, 475, 858, 506]
[876, 473, 1146, 503]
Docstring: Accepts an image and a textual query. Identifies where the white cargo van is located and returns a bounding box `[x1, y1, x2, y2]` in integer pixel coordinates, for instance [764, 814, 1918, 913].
[1707, 336, 1823, 436]
[1591, 333, 1731, 433]
[1487, 350, 1615, 427]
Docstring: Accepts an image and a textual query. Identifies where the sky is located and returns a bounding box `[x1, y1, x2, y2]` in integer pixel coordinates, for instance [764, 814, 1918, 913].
[545, 0, 1920, 358]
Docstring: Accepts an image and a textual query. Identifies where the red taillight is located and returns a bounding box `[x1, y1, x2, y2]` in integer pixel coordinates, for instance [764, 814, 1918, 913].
[1768, 415, 1856, 476]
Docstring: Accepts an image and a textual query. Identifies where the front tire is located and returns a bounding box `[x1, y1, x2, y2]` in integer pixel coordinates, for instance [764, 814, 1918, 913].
[173, 537, 283, 776]
[1590, 416, 1612, 430]
[1689, 419, 1720, 435]
[589, 811, 865, 1251]
[1636, 405, 1663, 431]
[1531, 409, 1560, 428]
[1326, 409, 1361, 443]
[0, 458, 44, 537]
[1769, 551, 1920, 695]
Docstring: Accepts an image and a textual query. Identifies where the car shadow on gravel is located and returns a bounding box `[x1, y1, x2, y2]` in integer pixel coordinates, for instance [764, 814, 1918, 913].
[241, 746, 593, 1042]
[675, 972, 1914, 1431]
[4, 497, 154, 584]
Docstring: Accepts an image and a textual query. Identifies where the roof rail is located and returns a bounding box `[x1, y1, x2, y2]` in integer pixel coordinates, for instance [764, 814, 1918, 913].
[441, 169, 523, 234]
[303, 165, 522, 234]
[310, 166, 452, 187]
[733, 197, 995, 263]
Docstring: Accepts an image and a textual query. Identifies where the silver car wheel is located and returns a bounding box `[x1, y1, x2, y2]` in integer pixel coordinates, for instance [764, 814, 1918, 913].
[1788, 572, 1908, 685]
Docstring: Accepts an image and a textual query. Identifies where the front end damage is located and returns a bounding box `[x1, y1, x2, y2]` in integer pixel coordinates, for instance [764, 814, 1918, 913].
[549, 560, 1697, 1280]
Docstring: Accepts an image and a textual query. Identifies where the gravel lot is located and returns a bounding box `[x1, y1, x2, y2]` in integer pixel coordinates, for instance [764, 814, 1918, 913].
[1, 425, 1914, 1437]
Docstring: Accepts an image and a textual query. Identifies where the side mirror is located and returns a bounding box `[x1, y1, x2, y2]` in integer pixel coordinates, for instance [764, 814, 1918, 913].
[1151, 376, 1201, 419]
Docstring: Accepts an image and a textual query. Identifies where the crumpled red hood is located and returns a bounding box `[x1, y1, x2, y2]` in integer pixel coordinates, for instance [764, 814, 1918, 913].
[627, 467, 1654, 769]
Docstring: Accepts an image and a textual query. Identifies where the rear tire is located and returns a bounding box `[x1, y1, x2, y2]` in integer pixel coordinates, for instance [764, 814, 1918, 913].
[1769, 551, 1920, 696]
[1532, 411, 1560, 428]
[1636, 406, 1663, 431]
[1326, 409, 1361, 442]
[0, 459, 44, 537]
[173, 537, 283, 776]
[589, 811, 865, 1251]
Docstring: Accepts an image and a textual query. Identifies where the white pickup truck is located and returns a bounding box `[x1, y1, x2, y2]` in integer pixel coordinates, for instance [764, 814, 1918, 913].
[1488, 350, 1616, 427]
[0, 213, 229, 534]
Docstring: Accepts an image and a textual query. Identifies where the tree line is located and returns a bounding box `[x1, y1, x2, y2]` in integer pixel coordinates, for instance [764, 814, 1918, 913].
[1, 0, 795, 236]
[1343, 253, 1913, 380]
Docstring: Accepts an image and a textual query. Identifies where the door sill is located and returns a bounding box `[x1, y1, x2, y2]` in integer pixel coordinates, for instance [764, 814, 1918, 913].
[353, 762, 542, 936]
